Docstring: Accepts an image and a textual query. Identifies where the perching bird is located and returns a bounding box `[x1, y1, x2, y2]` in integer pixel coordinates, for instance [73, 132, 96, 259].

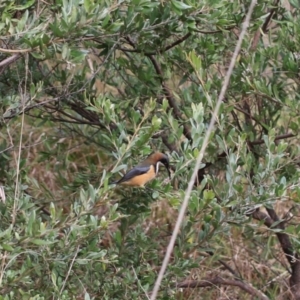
[113, 152, 171, 187]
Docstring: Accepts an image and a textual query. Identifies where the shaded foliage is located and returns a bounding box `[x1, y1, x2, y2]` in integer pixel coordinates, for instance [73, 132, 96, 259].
[1, 0, 300, 299]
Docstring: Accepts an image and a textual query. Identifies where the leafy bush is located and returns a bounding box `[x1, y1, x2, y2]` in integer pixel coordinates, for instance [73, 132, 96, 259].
[1, 0, 300, 299]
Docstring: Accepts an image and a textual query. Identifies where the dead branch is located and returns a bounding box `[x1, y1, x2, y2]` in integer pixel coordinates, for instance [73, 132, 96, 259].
[177, 276, 269, 300]
[252, 208, 300, 299]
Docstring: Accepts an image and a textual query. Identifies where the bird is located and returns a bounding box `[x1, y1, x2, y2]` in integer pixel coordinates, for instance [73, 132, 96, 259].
[113, 152, 171, 187]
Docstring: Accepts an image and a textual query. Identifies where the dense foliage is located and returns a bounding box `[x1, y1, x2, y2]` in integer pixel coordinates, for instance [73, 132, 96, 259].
[1, 0, 300, 299]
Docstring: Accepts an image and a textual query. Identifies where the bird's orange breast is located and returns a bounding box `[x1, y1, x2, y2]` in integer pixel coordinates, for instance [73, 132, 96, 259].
[121, 165, 156, 187]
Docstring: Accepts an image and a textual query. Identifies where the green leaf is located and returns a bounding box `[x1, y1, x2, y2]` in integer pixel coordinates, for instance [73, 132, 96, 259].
[15, 0, 35, 10]
[113, 164, 127, 173]
[171, 0, 192, 10]
[84, 293, 91, 300]
[84, 0, 92, 12]
[2, 244, 14, 251]
[31, 239, 55, 245]
[289, 0, 300, 8]
[152, 191, 159, 199]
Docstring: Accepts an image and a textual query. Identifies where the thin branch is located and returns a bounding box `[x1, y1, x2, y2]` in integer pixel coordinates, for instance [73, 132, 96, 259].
[0, 47, 32, 54]
[120, 32, 191, 55]
[47, 116, 100, 125]
[198, 133, 296, 172]
[80, 39, 119, 91]
[218, 259, 241, 279]
[252, 208, 300, 297]
[53, 108, 101, 126]
[3, 98, 60, 120]
[0, 54, 21, 67]
[12, 53, 28, 225]
[164, 33, 191, 52]
[59, 245, 80, 295]
[161, 133, 179, 153]
[193, 25, 236, 34]
[132, 267, 150, 300]
[251, 209, 274, 227]
[250, 0, 280, 50]
[177, 277, 269, 300]
[147, 54, 192, 140]
[206, 249, 241, 279]
[233, 103, 267, 129]
[152, 130, 179, 153]
[249, 133, 296, 146]
[0, 251, 8, 286]
[194, 29, 223, 34]
[150, 0, 257, 298]
[123, 36, 191, 140]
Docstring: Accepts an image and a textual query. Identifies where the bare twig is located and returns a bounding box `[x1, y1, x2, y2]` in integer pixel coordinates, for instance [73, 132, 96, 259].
[119, 33, 191, 55]
[250, 0, 280, 50]
[0, 54, 21, 67]
[0, 47, 31, 54]
[177, 277, 269, 300]
[252, 209, 300, 298]
[148, 55, 192, 140]
[132, 266, 150, 300]
[59, 245, 80, 295]
[3, 98, 60, 120]
[0, 251, 8, 286]
[125, 35, 192, 141]
[0, 186, 5, 203]
[249, 133, 296, 145]
[218, 259, 240, 279]
[12, 53, 29, 225]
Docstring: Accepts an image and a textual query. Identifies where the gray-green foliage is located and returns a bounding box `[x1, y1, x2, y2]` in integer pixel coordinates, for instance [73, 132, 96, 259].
[1, 0, 300, 298]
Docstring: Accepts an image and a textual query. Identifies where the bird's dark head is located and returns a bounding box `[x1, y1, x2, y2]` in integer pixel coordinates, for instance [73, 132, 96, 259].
[149, 152, 171, 178]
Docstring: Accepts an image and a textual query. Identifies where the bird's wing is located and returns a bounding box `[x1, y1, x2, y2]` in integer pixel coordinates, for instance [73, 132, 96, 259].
[115, 165, 151, 184]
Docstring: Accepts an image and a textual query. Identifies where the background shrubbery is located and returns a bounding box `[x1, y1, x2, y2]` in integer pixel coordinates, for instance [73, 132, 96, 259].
[1, 0, 300, 299]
